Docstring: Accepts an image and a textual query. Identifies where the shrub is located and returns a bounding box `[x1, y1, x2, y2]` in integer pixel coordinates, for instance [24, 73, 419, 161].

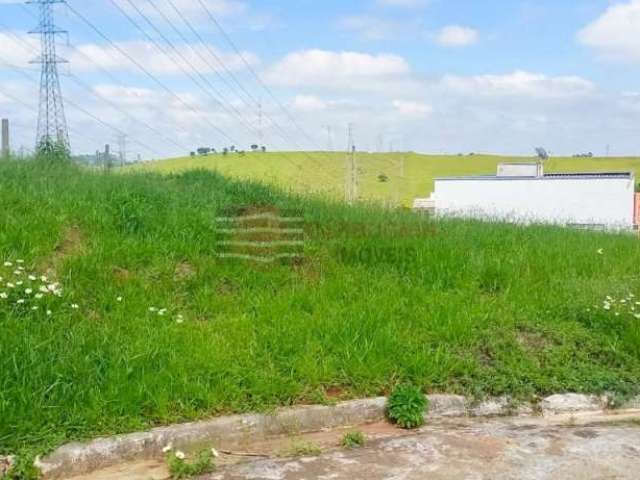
[387, 384, 428, 429]
[341, 431, 366, 448]
[166, 450, 215, 479]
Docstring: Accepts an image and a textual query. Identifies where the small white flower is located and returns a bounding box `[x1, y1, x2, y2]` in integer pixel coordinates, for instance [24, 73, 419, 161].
[621, 299, 627, 304]
[597, 248, 604, 255]
[40, 275, 47, 282]
[71, 304, 79, 310]
[615, 312, 620, 317]
[158, 309, 167, 316]
[39, 286, 49, 294]
[116, 296, 123, 302]
[25, 289, 32, 295]
[6, 283, 15, 289]
[175, 451, 185, 460]
[15, 281, 23, 286]
[35, 293, 43, 300]
[211, 448, 219, 458]
[16, 299, 25, 304]
[16, 259, 24, 264]
[149, 307, 158, 312]
[28, 275, 36, 281]
[17, 266, 24, 271]
[162, 443, 173, 453]
[47, 284, 58, 292]
[176, 314, 184, 324]
[607, 296, 613, 301]
[31, 306, 38, 311]
[635, 314, 640, 320]
[3, 261, 12, 267]
[46, 310, 52, 316]
[13, 270, 22, 276]
[0, 293, 7, 299]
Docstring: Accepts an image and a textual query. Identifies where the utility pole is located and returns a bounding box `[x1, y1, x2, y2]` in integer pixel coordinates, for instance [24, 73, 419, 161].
[117, 134, 127, 166]
[323, 125, 333, 152]
[345, 123, 358, 204]
[1, 119, 9, 158]
[28, 0, 70, 155]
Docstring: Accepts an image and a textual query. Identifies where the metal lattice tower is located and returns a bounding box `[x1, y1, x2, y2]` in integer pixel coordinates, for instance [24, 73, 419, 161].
[28, 0, 70, 154]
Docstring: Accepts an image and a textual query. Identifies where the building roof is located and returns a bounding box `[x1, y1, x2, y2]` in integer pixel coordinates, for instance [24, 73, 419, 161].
[435, 172, 635, 181]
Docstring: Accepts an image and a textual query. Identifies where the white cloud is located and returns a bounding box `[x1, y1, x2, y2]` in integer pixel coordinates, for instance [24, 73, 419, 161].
[577, 0, 640, 63]
[264, 49, 412, 92]
[392, 100, 432, 116]
[441, 71, 595, 99]
[337, 15, 403, 40]
[64, 40, 258, 76]
[292, 95, 328, 112]
[434, 25, 479, 47]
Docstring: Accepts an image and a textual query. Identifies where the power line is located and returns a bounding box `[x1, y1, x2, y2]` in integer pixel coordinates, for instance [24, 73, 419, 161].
[195, 0, 319, 149]
[109, 0, 260, 144]
[0, 25, 193, 154]
[65, 1, 236, 146]
[0, 58, 164, 156]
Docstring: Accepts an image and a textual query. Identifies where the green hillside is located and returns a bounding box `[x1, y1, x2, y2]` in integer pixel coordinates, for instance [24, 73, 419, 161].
[132, 152, 640, 206]
[1, 158, 640, 471]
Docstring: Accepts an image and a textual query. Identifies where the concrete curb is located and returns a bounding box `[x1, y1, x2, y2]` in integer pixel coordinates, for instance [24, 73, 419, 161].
[36, 393, 640, 479]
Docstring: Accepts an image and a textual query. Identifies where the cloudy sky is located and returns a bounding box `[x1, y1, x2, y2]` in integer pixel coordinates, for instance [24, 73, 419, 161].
[1, 0, 640, 158]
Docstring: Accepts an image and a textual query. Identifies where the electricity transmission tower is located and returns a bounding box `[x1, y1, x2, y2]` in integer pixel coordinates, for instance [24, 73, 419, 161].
[28, 0, 70, 155]
[345, 123, 358, 204]
[117, 134, 127, 166]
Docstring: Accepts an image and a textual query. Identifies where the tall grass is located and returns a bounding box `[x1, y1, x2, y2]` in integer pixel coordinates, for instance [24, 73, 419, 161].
[0, 158, 639, 460]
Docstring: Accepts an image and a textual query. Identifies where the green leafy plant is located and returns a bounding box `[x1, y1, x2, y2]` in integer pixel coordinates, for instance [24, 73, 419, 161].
[1, 454, 40, 480]
[166, 449, 215, 479]
[387, 384, 428, 429]
[341, 431, 366, 448]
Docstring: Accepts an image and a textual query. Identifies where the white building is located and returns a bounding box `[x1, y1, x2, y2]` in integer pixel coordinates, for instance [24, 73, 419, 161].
[417, 164, 638, 230]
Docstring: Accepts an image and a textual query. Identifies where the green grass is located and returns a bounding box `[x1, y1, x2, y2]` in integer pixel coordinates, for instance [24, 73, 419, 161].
[131, 151, 640, 206]
[2, 158, 640, 466]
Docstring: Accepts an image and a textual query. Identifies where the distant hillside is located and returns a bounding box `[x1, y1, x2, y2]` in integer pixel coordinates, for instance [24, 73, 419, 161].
[131, 152, 640, 206]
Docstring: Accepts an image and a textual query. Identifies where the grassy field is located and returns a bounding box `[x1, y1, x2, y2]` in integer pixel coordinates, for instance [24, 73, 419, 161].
[132, 152, 640, 206]
[2, 158, 640, 470]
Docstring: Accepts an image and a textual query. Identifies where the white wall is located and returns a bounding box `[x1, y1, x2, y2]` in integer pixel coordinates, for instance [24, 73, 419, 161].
[433, 176, 636, 229]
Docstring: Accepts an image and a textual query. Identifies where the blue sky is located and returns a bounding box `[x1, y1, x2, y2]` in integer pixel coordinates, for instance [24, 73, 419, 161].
[1, 0, 640, 158]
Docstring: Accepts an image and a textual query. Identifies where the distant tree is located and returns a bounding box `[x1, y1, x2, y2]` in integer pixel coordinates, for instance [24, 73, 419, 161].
[197, 147, 211, 156]
[238, 150, 246, 156]
[190, 151, 196, 157]
[210, 148, 217, 154]
[261, 146, 267, 153]
[223, 147, 229, 155]
[250, 144, 259, 152]
[230, 145, 236, 152]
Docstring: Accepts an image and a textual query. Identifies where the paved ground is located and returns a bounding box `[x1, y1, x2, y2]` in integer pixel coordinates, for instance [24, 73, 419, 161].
[205, 419, 640, 480]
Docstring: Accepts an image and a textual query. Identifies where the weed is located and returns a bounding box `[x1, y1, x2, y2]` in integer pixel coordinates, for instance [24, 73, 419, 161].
[341, 431, 366, 448]
[283, 441, 322, 457]
[388, 385, 428, 429]
[166, 449, 215, 479]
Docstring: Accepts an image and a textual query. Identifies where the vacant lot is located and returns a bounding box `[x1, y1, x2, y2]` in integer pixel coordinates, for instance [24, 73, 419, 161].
[1, 159, 640, 463]
[132, 152, 640, 205]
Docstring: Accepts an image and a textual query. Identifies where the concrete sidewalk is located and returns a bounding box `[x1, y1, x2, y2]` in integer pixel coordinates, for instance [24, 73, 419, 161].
[206, 418, 640, 480]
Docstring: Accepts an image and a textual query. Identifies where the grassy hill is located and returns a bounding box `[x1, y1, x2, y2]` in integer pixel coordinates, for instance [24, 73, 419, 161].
[1, 158, 640, 470]
[132, 152, 640, 206]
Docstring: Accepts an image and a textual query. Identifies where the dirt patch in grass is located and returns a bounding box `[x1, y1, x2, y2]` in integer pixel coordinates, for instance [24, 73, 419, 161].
[41, 225, 87, 277]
